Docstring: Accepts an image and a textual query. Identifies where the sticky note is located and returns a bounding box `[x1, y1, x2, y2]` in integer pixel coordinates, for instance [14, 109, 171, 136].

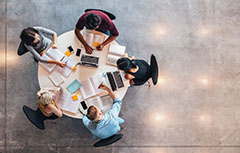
[93, 42, 99, 47]
[72, 65, 77, 71]
[65, 50, 71, 56]
[72, 95, 78, 101]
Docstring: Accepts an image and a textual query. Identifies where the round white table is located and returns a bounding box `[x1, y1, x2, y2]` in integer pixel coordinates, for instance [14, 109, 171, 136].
[38, 30, 129, 119]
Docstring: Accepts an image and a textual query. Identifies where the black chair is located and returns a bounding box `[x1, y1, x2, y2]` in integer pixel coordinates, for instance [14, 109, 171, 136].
[85, 9, 116, 20]
[93, 134, 123, 147]
[17, 41, 39, 62]
[22, 105, 58, 130]
[17, 41, 28, 56]
[150, 54, 159, 85]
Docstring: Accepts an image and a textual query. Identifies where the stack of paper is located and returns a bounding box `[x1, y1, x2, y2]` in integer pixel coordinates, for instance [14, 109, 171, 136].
[80, 73, 107, 99]
[39, 47, 78, 78]
[39, 48, 65, 72]
[56, 89, 81, 113]
[55, 56, 78, 78]
[84, 32, 105, 49]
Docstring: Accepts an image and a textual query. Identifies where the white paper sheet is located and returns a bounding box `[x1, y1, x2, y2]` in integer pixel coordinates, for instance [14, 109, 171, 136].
[56, 89, 80, 113]
[86, 95, 112, 112]
[80, 79, 96, 99]
[84, 33, 94, 47]
[55, 56, 78, 78]
[46, 48, 65, 61]
[39, 54, 56, 72]
[106, 54, 120, 66]
[48, 71, 64, 86]
[109, 44, 126, 56]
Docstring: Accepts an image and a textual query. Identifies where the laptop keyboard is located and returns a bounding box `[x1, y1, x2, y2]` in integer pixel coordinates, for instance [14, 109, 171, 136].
[113, 71, 124, 88]
[107, 72, 117, 91]
[107, 71, 125, 91]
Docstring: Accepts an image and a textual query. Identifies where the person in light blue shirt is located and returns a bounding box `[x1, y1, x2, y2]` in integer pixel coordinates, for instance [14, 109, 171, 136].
[82, 84, 124, 139]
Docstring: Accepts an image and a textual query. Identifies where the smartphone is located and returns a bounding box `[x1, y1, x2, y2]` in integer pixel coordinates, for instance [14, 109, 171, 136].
[68, 46, 74, 53]
[81, 101, 88, 110]
[76, 48, 81, 56]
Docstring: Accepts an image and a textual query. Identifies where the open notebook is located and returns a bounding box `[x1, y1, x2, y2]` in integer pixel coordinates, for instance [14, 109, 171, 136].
[81, 32, 105, 58]
[80, 73, 108, 99]
[106, 44, 126, 66]
[86, 95, 113, 113]
[84, 32, 105, 49]
[55, 56, 78, 78]
[48, 71, 64, 86]
[39, 48, 65, 72]
[39, 48, 78, 78]
[55, 89, 81, 114]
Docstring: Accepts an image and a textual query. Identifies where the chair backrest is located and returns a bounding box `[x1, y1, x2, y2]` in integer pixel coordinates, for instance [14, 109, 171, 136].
[17, 41, 28, 56]
[93, 134, 123, 147]
[85, 9, 116, 20]
[150, 54, 159, 85]
[22, 105, 45, 130]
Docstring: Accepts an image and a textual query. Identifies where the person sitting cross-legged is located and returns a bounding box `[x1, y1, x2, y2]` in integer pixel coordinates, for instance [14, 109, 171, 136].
[82, 84, 124, 139]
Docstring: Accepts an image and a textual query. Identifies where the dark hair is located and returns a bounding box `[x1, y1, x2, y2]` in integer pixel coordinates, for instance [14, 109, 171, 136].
[84, 13, 101, 29]
[117, 57, 137, 72]
[20, 27, 39, 46]
[87, 106, 98, 121]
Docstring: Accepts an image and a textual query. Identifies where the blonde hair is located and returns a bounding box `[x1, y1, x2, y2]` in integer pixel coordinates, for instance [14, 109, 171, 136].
[37, 89, 53, 105]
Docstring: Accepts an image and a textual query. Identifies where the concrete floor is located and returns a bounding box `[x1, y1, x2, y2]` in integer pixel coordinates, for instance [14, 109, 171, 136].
[1, 0, 240, 152]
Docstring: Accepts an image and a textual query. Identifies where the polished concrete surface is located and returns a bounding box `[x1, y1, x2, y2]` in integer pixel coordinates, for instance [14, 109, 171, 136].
[1, 0, 240, 152]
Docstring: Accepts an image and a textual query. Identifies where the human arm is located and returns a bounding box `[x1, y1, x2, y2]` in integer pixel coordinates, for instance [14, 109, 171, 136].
[107, 98, 122, 118]
[75, 16, 93, 54]
[96, 20, 119, 50]
[99, 84, 122, 117]
[96, 35, 117, 51]
[82, 115, 91, 127]
[26, 45, 65, 67]
[130, 79, 135, 85]
[26, 45, 48, 63]
[125, 73, 135, 84]
[48, 103, 63, 118]
[33, 26, 58, 49]
[34, 26, 57, 36]
[52, 33, 58, 49]
[123, 53, 136, 60]
[74, 28, 93, 54]
[125, 73, 135, 80]
[98, 84, 116, 100]
[47, 60, 66, 67]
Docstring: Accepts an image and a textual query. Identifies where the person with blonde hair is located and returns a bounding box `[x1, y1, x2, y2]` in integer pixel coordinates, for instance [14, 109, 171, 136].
[37, 87, 63, 118]
[82, 84, 124, 139]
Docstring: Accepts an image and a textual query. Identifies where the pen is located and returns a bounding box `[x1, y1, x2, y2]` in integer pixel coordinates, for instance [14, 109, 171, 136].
[78, 108, 84, 115]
